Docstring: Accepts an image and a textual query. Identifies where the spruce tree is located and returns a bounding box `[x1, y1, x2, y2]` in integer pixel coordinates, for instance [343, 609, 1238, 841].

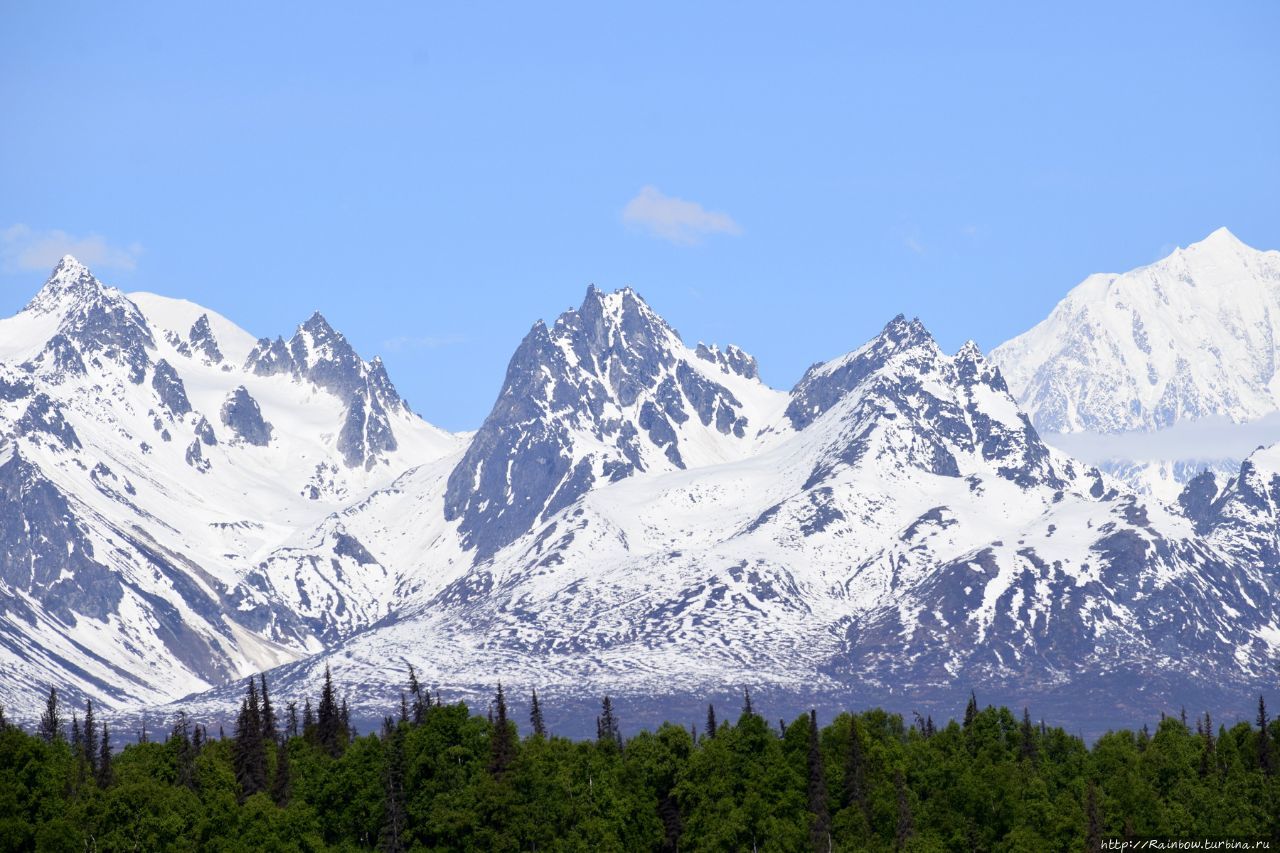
[259, 674, 277, 745]
[489, 683, 516, 778]
[303, 698, 316, 743]
[742, 687, 754, 717]
[171, 710, 195, 790]
[530, 688, 546, 737]
[340, 697, 352, 745]
[407, 664, 426, 725]
[893, 769, 913, 852]
[271, 738, 291, 806]
[1258, 695, 1272, 776]
[705, 704, 717, 740]
[1020, 707, 1037, 762]
[399, 692, 410, 725]
[807, 710, 831, 853]
[317, 665, 341, 756]
[70, 712, 82, 757]
[38, 686, 61, 743]
[963, 691, 978, 729]
[286, 701, 298, 739]
[232, 678, 267, 797]
[379, 716, 407, 853]
[598, 696, 621, 750]
[1199, 711, 1216, 777]
[1085, 780, 1103, 853]
[83, 700, 97, 778]
[96, 722, 112, 788]
[843, 717, 870, 825]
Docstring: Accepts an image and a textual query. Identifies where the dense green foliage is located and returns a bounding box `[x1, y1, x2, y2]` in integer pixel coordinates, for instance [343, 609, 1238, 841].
[1, 682, 1277, 851]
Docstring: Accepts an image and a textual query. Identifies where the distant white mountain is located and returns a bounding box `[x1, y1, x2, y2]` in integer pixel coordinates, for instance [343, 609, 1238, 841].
[991, 228, 1280, 496]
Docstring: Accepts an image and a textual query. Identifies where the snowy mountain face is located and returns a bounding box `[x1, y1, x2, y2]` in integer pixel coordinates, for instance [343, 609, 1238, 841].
[991, 228, 1280, 497]
[4, 256, 1279, 733]
[207, 310, 1279, 733]
[0, 257, 459, 716]
[444, 285, 784, 561]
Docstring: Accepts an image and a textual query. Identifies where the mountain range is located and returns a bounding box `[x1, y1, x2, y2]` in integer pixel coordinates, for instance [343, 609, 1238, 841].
[2, 230, 1279, 735]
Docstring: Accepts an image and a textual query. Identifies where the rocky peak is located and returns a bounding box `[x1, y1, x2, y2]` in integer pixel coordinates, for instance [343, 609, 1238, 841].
[188, 314, 224, 364]
[22, 256, 101, 315]
[695, 342, 760, 381]
[786, 314, 941, 431]
[19, 258, 155, 384]
[220, 386, 273, 446]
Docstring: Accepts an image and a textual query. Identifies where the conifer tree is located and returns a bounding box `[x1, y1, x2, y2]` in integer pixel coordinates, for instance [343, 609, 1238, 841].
[489, 683, 515, 778]
[83, 700, 97, 778]
[843, 717, 870, 826]
[0, 704, 6, 730]
[963, 691, 978, 729]
[70, 712, 82, 757]
[317, 665, 342, 756]
[407, 664, 426, 725]
[232, 678, 267, 797]
[1258, 695, 1272, 776]
[1199, 712, 1216, 777]
[303, 698, 316, 743]
[340, 697, 352, 744]
[171, 710, 196, 790]
[286, 701, 298, 739]
[598, 696, 621, 750]
[1020, 707, 1037, 762]
[38, 686, 61, 743]
[259, 673, 277, 745]
[705, 704, 717, 740]
[271, 738, 291, 806]
[1085, 780, 1103, 853]
[807, 710, 831, 853]
[893, 769, 913, 851]
[530, 688, 546, 737]
[96, 722, 112, 788]
[379, 716, 407, 852]
[399, 692, 410, 725]
[742, 687, 754, 717]
[193, 724, 204, 755]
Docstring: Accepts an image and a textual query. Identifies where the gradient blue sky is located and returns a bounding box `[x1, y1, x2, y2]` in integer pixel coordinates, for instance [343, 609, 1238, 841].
[2, 2, 1277, 429]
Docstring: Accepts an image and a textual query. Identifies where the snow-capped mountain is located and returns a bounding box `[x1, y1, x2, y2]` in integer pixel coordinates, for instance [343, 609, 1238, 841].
[0, 257, 459, 716]
[4, 256, 1278, 733]
[205, 308, 1279, 732]
[991, 228, 1280, 497]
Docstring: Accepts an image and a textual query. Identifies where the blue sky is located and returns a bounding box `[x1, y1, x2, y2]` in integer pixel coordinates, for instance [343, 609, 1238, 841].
[2, 2, 1277, 430]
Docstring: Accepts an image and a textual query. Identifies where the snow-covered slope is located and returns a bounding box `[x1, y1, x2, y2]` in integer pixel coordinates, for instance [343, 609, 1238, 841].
[992, 228, 1280, 434]
[0, 257, 461, 716]
[5, 256, 1279, 732]
[229, 314, 1280, 730]
[991, 228, 1280, 497]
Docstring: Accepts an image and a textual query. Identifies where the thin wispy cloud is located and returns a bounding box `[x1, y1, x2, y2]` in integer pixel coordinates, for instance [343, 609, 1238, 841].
[621, 186, 742, 246]
[2, 224, 143, 272]
[903, 236, 926, 255]
[382, 333, 467, 352]
[1043, 413, 1280, 465]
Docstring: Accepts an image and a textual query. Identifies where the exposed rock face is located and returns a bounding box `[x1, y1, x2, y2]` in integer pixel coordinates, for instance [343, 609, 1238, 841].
[219, 386, 273, 446]
[188, 314, 224, 364]
[445, 285, 769, 561]
[151, 359, 192, 417]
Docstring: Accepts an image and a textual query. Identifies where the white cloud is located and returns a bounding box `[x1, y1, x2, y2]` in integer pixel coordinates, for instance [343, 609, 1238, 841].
[381, 333, 466, 352]
[1042, 413, 1280, 465]
[621, 186, 742, 246]
[903, 236, 926, 255]
[1, 224, 143, 273]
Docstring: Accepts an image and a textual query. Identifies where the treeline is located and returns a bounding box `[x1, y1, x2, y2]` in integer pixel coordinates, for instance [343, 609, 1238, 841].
[1, 670, 1278, 851]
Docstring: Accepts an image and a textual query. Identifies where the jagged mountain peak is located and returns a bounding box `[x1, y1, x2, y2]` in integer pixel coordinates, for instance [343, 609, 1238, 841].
[22, 255, 107, 315]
